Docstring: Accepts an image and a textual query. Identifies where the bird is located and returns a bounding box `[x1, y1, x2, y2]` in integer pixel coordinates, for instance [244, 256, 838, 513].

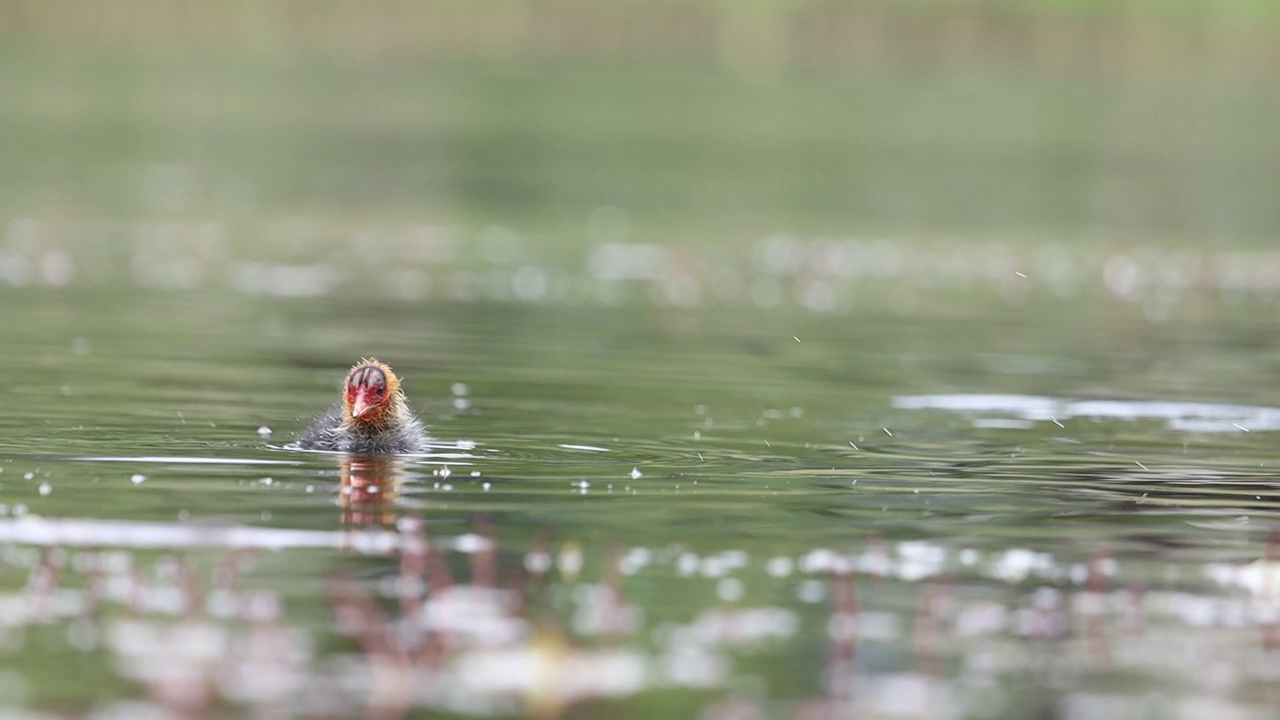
[295, 358, 429, 454]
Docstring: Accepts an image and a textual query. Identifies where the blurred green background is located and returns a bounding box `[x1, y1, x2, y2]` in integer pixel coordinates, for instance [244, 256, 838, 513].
[2, 0, 1278, 261]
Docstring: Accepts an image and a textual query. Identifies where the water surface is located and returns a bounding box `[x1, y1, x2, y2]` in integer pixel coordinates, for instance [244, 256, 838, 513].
[3, 283, 1280, 719]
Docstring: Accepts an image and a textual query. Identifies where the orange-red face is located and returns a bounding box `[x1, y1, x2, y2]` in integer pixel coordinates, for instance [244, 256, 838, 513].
[344, 362, 395, 421]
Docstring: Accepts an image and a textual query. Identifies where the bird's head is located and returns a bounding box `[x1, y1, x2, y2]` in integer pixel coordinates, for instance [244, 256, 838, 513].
[342, 358, 402, 424]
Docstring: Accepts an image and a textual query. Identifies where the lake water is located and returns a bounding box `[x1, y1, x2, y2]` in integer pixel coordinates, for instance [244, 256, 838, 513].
[4, 40, 1280, 720]
[4, 251, 1280, 719]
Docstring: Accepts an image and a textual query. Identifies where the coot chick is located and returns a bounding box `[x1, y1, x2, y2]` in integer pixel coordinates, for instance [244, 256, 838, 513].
[296, 358, 429, 454]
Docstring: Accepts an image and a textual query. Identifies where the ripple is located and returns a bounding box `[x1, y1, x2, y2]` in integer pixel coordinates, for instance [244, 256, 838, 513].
[0, 517, 399, 553]
[70, 455, 300, 465]
[894, 393, 1280, 432]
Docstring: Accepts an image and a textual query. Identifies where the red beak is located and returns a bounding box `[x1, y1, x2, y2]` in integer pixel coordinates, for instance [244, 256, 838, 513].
[351, 389, 378, 419]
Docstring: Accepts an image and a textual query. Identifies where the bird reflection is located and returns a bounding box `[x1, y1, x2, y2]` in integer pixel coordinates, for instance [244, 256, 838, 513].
[338, 454, 404, 527]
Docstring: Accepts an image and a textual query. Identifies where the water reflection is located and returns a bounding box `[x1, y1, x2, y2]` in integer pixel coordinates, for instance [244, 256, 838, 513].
[11, 216, 1280, 322]
[329, 516, 649, 718]
[2, 510, 1280, 717]
[894, 394, 1280, 433]
[339, 456, 404, 528]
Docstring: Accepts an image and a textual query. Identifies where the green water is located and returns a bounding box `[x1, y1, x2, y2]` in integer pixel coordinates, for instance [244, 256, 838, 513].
[4, 38, 1280, 720]
[4, 287, 1280, 718]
